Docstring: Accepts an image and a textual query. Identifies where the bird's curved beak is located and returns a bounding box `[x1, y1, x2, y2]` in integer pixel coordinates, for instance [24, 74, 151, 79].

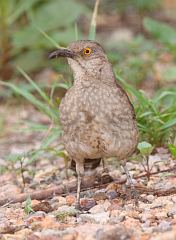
[48, 48, 76, 59]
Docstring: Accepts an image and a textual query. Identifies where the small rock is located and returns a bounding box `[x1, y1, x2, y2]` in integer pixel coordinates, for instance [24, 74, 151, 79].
[80, 198, 96, 211]
[32, 201, 53, 213]
[55, 206, 78, 221]
[96, 225, 132, 240]
[106, 183, 119, 191]
[109, 215, 126, 223]
[80, 212, 110, 224]
[141, 213, 155, 222]
[58, 197, 67, 206]
[93, 189, 107, 201]
[156, 220, 172, 232]
[155, 211, 167, 220]
[171, 196, 176, 203]
[150, 201, 164, 209]
[50, 196, 66, 209]
[126, 162, 136, 170]
[103, 200, 111, 211]
[146, 195, 155, 202]
[106, 190, 118, 200]
[66, 195, 76, 206]
[89, 204, 105, 214]
[3, 229, 32, 240]
[25, 211, 46, 225]
[168, 206, 176, 217]
[127, 210, 140, 219]
[109, 169, 121, 179]
[150, 230, 176, 240]
[141, 221, 153, 233]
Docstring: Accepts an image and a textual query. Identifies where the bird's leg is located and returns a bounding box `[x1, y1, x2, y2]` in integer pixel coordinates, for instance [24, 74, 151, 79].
[75, 160, 84, 208]
[121, 161, 139, 206]
[102, 158, 108, 173]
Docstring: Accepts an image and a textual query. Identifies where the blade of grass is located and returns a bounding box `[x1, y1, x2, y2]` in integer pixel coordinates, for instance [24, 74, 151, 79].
[17, 67, 50, 104]
[0, 80, 56, 120]
[34, 25, 63, 49]
[75, 22, 79, 40]
[88, 0, 100, 40]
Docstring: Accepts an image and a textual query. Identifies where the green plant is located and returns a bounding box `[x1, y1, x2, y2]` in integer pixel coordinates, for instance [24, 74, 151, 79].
[144, 17, 176, 55]
[137, 141, 154, 180]
[0, 0, 89, 79]
[116, 74, 176, 146]
[168, 143, 176, 159]
[24, 196, 34, 214]
[0, 68, 62, 163]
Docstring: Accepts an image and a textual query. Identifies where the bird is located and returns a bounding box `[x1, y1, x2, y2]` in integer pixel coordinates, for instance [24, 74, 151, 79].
[48, 40, 139, 207]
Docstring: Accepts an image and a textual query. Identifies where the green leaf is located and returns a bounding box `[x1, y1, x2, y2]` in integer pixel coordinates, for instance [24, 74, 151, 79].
[168, 144, 176, 159]
[144, 17, 176, 47]
[14, 50, 44, 72]
[24, 196, 35, 214]
[33, 0, 88, 32]
[160, 118, 176, 130]
[8, 0, 37, 25]
[137, 141, 153, 156]
[163, 66, 176, 82]
[17, 67, 50, 104]
[168, 144, 176, 158]
[0, 81, 56, 120]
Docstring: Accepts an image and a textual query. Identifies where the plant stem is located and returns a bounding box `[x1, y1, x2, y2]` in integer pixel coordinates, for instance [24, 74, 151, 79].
[0, 0, 13, 80]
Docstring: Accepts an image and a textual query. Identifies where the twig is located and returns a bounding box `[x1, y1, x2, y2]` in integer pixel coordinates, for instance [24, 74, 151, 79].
[19, 157, 25, 191]
[0, 166, 175, 207]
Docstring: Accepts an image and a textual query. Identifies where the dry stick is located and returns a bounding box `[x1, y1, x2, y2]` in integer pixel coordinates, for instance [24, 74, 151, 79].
[0, 166, 176, 207]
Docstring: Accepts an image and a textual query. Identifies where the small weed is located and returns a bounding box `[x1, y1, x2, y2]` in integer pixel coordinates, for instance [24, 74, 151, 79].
[137, 141, 154, 180]
[24, 197, 35, 215]
[116, 74, 176, 146]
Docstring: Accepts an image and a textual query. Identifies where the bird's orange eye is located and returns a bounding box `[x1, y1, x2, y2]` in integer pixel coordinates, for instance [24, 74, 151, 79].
[84, 47, 92, 55]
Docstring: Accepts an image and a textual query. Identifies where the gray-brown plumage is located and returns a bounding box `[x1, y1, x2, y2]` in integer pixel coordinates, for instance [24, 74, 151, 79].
[49, 40, 139, 206]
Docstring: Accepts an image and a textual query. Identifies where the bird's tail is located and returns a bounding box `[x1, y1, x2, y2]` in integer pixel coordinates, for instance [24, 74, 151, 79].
[70, 158, 102, 171]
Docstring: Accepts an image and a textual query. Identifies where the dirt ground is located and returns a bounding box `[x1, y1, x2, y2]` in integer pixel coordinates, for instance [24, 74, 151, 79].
[0, 104, 176, 240]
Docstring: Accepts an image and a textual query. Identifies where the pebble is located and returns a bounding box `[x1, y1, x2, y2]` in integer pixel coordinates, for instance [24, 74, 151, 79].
[150, 202, 164, 209]
[25, 211, 46, 225]
[150, 230, 176, 240]
[106, 190, 118, 200]
[50, 196, 66, 208]
[146, 194, 155, 202]
[96, 225, 132, 240]
[55, 205, 78, 220]
[171, 196, 176, 203]
[156, 220, 172, 232]
[141, 213, 155, 222]
[80, 198, 96, 211]
[141, 222, 153, 233]
[66, 195, 76, 206]
[79, 212, 110, 224]
[93, 189, 107, 201]
[89, 204, 105, 214]
[109, 215, 126, 223]
[168, 206, 176, 217]
[109, 169, 121, 179]
[32, 201, 53, 213]
[155, 211, 167, 220]
[126, 162, 136, 170]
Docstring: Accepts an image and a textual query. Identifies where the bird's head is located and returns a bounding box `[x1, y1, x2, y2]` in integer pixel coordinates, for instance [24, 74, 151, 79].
[48, 40, 112, 80]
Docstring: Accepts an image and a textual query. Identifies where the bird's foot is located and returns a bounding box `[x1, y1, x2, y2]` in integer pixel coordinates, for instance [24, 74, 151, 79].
[129, 186, 150, 207]
[129, 186, 139, 207]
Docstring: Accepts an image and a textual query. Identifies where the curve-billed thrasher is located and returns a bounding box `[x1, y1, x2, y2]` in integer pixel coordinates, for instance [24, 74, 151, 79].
[49, 40, 139, 206]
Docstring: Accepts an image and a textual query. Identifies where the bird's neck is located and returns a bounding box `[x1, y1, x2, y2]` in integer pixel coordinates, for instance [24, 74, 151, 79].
[73, 62, 116, 87]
